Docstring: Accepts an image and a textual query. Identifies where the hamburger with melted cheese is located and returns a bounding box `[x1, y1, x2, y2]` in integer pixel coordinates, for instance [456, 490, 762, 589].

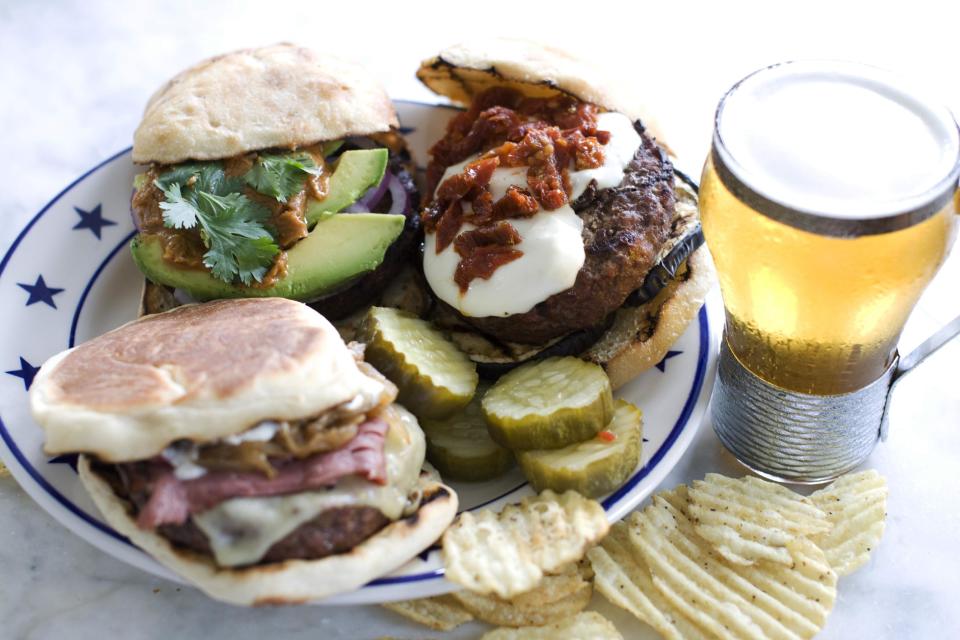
[412, 40, 714, 387]
[29, 298, 457, 605]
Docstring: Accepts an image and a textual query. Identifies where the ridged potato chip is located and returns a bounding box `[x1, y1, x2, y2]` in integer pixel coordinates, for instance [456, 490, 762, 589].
[810, 469, 888, 576]
[381, 594, 472, 631]
[656, 484, 690, 513]
[630, 495, 837, 640]
[688, 473, 830, 566]
[453, 576, 592, 627]
[381, 594, 473, 631]
[443, 509, 541, 597]
[507, 561, 587, 607]
[588, 522, 708, 640]
[479, 611, 623, 640]
[442, 490, 609, 598]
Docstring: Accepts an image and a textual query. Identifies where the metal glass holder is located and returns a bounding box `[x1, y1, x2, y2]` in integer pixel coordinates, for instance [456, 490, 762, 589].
[712, 313, 960, 484]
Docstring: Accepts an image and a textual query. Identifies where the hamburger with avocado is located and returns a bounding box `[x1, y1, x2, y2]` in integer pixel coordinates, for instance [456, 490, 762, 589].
[412, 40, 714, 387]
[29, 298, 457, 605]
[130, 44, 420, 319]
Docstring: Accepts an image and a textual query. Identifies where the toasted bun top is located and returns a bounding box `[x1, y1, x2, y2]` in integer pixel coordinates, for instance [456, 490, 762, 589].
[417, 39, 665, 142]
[31, 298, 391, 461]
[134, 44, 399, 164]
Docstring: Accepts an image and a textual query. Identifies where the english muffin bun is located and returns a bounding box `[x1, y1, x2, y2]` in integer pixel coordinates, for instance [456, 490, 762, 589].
[134, 44, 398, 164]
[31, 298, 390, 461]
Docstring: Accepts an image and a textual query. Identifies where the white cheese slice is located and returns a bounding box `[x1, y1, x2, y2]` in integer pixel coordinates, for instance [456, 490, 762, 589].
[567, 112, 643, 200]
[424, 207, 584, 317]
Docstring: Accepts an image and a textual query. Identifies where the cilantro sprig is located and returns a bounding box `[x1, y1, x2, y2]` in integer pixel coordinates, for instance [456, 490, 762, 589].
[154, 151, 326, 285]
[243, 152, 322, 203]
[155, 163, 279, 286]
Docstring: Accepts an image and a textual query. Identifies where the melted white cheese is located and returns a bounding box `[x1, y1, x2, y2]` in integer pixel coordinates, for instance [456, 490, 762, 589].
[568, 112, 645, 200]
[161, 421, 283, 480]
[160, 443, 207, 481]
[423, 111, 642, 318]
[192, 407, 425, 567]
[222, 420, 280, 446]
[424, 210, 585, 317]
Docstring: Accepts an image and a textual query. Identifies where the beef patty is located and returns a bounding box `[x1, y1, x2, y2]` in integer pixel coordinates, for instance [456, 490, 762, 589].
[457, 124, 675, 345]
[159, 506, 390, 564]
[99, 462, 389, 566]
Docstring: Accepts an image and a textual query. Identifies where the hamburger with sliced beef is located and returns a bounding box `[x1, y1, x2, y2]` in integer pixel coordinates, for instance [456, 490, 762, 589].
[413, 40, 713, 387]
[130, 44, 420, 320]
[29, 298, 457, 605]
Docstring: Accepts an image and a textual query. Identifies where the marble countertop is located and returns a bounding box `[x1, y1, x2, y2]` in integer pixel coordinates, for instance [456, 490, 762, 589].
[2, 2, 959, 638]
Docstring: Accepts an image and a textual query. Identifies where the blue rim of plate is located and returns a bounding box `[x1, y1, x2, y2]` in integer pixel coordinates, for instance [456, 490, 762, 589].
[0, 108, 711, 587]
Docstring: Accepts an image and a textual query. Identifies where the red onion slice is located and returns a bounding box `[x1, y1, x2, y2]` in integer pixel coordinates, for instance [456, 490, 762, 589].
[344, 171, 389, 213]
[385, 173, 410, 215]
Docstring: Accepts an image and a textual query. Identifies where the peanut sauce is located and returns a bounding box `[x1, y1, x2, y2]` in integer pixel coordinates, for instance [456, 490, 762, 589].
[133, 145, 330, 288]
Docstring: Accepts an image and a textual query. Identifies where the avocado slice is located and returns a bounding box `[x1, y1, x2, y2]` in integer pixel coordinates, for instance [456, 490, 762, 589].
[305, 148, 389, 226]
[130, 213, 405, 301]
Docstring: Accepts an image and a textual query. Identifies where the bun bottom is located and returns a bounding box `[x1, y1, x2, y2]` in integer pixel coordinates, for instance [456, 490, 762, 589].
[78, 456, 457, 606]
[584, 246, 714, 389]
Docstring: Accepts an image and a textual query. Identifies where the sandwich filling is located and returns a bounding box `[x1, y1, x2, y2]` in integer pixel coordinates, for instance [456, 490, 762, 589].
[132, 134, 417, 291]
[133, 144, 330, 288]
[422, 87, 676, 344]
[95, 400, 427, 568]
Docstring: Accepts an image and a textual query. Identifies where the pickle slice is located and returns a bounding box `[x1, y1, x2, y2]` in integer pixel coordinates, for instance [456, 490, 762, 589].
[517, 400, 643, 498]
[421, 385, 514, 481]
[481, 357, 613, 450]
[359, 307, 478, 419]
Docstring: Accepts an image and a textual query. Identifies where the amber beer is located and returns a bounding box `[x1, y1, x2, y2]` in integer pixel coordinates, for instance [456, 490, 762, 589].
[701, 158, 956, 394]
[702, 62, 960, 396]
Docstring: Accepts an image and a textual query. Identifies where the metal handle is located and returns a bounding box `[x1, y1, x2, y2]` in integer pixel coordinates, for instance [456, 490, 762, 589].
[879, 312, 960, 440]
[896, 313, 960, 378]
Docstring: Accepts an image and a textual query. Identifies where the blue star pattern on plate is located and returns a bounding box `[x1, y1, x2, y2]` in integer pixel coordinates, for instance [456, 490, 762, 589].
[655, 350, 683, 373]
[416, 543, 441, 562]
[17, 275, 64, 308]
[6, 357, 40, 390]
[73, 204, 116, 239]
[49, 454, 79, 473]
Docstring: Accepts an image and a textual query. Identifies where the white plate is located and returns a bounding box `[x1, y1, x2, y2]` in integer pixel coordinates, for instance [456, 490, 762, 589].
[0, 101, 718, 605]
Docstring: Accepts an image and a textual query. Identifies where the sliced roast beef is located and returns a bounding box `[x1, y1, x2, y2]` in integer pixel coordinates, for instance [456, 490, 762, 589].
[135, 417, 389, 529]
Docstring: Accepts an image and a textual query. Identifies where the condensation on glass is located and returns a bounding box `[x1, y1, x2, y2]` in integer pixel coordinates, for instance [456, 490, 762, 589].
[701, 61, 960, 395]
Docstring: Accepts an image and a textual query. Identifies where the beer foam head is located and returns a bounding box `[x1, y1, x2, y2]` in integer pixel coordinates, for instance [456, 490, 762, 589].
[716, 61, 960, 219]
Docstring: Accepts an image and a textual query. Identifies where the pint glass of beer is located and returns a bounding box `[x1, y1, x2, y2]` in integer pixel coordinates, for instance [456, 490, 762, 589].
[701, 61, 960, 482]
